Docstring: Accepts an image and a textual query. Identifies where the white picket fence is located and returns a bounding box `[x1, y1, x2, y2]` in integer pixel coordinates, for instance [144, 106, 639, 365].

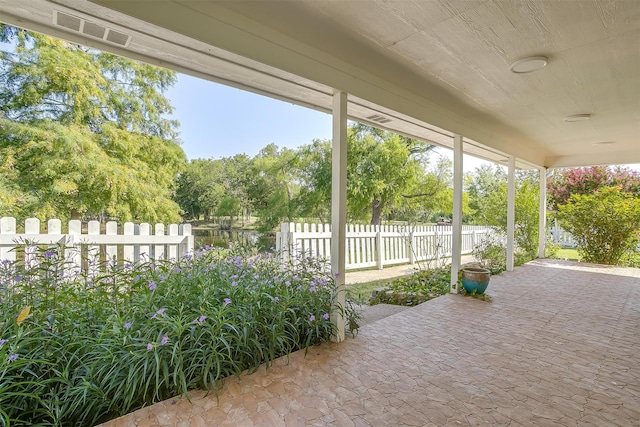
[550, 225, 577, 248]
[276, 222, 491, 270]
[0, 217, 194, 274]
[549, 224, 640, 251]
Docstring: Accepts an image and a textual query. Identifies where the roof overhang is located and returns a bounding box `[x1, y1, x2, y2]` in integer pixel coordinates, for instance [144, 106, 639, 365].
[1, 0, 638, 169]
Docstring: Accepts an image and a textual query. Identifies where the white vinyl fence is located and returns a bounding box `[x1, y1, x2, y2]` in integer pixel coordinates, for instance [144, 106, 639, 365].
[0, 217, 194, 274]
[276, 222, 491, 270]
[550, 224, 640, 251]
[550, 224, 577, 248]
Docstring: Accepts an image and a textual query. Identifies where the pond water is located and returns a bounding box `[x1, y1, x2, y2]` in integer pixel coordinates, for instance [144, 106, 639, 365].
[192, 228, 275, 252]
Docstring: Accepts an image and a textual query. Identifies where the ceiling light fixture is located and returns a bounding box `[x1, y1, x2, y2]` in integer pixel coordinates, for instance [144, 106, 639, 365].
[592, 141, 614, 146]
[510, 56, 548, 73]
[564, 114, 591, 122]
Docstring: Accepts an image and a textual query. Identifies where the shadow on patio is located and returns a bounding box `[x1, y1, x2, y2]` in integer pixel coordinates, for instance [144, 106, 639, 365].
[101, 259, 640, 427]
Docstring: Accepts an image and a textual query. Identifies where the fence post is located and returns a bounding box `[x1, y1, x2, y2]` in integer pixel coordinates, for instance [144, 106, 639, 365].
[434, 227, 441, 265]
[376, 226, 383, 269]
[47, 218, 62, 249]
[0, 217, 17, 262]
[179, 223, 193, 256]
[154, 223, 165, 261]
[471, 230, 477, 252]
[24, 218, 40, 270]
[67, 220, 81, 276]
[408, 230, 415, 265]
[139, 223, 151, 261]
[123, 222, 135, 264]
[105, 222, 118, 264]
[87, 220, 100, 278]
[168, 224, 178, 261]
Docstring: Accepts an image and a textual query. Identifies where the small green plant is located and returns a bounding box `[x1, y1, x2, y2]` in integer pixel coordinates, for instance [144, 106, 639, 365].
[458, 285, 493, 301]
[0, 244, 357, 426]
[545, 239, 561, 258]
[369, 268, 450, 306]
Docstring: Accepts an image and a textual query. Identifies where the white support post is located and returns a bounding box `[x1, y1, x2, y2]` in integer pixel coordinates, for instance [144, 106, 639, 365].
[538, 167, 547, 259]
[331, 90, 347, 342]
[507, 156, 516, 271]
[450, 135, 463, 293]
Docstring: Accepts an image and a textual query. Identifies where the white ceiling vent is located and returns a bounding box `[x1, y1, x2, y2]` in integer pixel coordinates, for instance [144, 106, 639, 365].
[366, 114, 392, 124]
[54, 11, 131, 47]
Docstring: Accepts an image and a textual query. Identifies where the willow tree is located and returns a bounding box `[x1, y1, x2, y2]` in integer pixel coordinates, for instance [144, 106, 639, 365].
[0, 25, 185, 222]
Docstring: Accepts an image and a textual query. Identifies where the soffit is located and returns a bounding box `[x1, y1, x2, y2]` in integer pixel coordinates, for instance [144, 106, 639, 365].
[1, 0, 638, 168]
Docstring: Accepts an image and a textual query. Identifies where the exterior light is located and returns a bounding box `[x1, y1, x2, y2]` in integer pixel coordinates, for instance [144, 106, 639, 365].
[510, 56, 548, 73]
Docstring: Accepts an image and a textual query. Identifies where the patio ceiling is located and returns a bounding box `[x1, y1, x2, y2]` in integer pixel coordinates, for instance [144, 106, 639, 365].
[1, 0, 638, 169]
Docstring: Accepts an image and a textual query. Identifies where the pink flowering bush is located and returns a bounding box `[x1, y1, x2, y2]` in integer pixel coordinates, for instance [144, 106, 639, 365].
[548, 166, 640, 210]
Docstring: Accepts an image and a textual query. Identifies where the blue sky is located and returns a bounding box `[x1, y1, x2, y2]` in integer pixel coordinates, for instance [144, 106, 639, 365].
[166, 74, 333, 160]
[167, 73, 639, 173]
[166, 73, 495, 171]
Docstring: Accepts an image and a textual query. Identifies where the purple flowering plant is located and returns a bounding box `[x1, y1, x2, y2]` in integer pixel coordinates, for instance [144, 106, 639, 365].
[0, 243, 357, 426]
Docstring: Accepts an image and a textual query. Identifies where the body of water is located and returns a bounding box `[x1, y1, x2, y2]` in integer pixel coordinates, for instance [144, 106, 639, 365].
[192, 228, 275, 252]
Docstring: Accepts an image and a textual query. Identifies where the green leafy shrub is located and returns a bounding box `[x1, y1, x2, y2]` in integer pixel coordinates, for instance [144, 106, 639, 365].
[620, 251, 640, 268]
[545, 239, 561, 258]
[369, 268, 450, 306]
[472, 231, 537, 273]
[0, 244, 352, 426]
[557, 187, 640, 265]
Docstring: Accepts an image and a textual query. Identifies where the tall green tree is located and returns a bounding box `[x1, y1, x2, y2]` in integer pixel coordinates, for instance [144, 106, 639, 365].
[296, 139, 332, 222]
[466, 165, 540, 256]
[0, 25, 185, 222]
[348, 125, 437, 225]
[249, 144, 300, 231]
[294, 125, 447, 226]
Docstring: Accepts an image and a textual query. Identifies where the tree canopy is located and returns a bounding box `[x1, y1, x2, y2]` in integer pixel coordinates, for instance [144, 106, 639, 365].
[0, 25, 185, 222]
[174, 125, 453, 229]
[465, 165, 540, 257]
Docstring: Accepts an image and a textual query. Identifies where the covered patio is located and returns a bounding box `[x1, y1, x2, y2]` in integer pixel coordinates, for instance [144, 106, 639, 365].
[1, 2, 638, 425]
[101, 259, 640, 426]
[2, 0, 639, 340]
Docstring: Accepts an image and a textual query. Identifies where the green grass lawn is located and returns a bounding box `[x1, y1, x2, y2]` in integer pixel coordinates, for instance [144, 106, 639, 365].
[347, 279, 390, 303]
[553, 248, 581, 260]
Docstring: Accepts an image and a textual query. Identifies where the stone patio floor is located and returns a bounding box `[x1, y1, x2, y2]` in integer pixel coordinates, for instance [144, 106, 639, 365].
[101, 259, 640, 427]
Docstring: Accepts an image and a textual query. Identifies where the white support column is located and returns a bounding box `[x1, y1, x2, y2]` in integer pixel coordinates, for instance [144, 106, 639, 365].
[450, 134, 463, 293]
[331, 91, 347, 342]
[538, 167, 547, 259]
[506, 156, 516, 271]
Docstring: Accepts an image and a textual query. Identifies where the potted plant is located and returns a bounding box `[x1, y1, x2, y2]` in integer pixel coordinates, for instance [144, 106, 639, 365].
[460, 267, 491, 295]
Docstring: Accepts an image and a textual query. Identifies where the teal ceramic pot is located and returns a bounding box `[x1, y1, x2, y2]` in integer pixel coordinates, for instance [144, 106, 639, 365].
[461, 267, 491, 294]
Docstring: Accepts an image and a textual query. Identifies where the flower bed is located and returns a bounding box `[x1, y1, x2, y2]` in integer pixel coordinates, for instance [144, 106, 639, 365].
[369, 268, 450, 306]
[0, 245, 348, 426]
